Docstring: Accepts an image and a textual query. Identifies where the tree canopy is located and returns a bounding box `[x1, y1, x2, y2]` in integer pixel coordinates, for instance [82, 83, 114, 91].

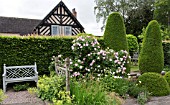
[154, 0, 170, 33]
[94, 0, 155, 36]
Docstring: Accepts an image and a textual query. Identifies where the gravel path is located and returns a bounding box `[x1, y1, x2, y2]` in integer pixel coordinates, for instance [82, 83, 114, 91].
[1, 90, 46, 105]
[2, 90, 170, 105]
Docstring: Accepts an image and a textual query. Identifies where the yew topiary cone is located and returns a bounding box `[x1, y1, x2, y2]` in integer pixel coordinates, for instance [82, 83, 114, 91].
[139, 20, 164, 74]
[104, 12, 128, 51]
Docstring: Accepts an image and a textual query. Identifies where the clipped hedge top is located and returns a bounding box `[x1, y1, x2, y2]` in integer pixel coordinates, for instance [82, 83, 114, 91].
[138, 72, 170, 96]
[0, 35, 78, 40]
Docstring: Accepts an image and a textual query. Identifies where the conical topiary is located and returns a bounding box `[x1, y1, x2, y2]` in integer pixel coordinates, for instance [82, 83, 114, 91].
[104, 12, 128, 51]
[139, 20, 164, 74]
[104, 12, 130, 74]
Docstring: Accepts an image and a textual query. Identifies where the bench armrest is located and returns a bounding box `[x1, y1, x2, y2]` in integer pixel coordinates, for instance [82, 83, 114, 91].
[35, 71, 38, 75]
[2, 73, 6, 77]
[3, 64, 7, 77]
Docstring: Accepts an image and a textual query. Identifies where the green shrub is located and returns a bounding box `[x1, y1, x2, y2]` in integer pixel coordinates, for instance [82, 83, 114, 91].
[139, 20, 164, 73]
[128, 81, 148, 98]
[163, 42, 170, 66]
[164, 71, 170, 86]
[70, 79, 107, 105]
[163, 66, 170, 72]
[137, 90, 150, 105]
[104, 12, 130, 73]
[0, 89, 6, 103]
[138, 72, 170, 96]
[13, 83, 30, 91]
[126, 34, 139, 56]
[37, 75, 71, 104]
[70, 78, 121, 105]
[101, 76, 129, 97]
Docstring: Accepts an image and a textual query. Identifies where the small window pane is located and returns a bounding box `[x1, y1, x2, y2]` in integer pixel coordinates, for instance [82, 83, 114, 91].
[51, 25, 60, 35]
[64, 26, 72, 35]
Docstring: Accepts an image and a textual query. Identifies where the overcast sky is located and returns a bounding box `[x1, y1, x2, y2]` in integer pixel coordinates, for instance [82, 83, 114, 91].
[0, 0, 104, 36]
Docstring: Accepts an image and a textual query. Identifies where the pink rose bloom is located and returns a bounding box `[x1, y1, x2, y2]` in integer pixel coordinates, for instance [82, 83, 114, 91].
[118, 62, 121, 65]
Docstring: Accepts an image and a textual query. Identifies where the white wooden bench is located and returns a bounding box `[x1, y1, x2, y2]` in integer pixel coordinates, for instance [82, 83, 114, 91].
[2, 63, 38, 92]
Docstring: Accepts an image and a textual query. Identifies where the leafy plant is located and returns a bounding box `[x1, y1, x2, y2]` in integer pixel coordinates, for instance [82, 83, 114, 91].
[0, 89, 7, 103]
[27, 87, 37, 95]
[128, 81, 148, 98]
[164, 71, 170, 86]
[13, 83, 30, 91]
[101, 75, 129, 97]
[139, 20, 164, 74]
[70, 79, 120, 105]
[71, 80, 105, 105]
[163, 66, 170, 72]
[37, 75, 71, 104]
[137, 91, 150, 105]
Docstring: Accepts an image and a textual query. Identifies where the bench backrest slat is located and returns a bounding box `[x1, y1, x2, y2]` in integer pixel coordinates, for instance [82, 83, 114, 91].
[4, 64, 36, 79]
[6, 65, 35, 69]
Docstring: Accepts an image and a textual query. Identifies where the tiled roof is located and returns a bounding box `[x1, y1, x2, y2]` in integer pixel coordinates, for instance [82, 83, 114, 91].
[0, 16, 41, 35]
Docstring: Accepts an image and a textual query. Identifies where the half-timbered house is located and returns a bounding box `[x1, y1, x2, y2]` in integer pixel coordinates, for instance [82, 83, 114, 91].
[0, 1, 85, 36]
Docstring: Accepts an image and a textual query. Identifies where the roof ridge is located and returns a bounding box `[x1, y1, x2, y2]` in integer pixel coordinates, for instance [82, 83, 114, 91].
[0, 16, 41, 21]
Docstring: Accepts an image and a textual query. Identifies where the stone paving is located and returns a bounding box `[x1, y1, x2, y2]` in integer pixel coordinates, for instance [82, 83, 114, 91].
[124, 95, 170, 105]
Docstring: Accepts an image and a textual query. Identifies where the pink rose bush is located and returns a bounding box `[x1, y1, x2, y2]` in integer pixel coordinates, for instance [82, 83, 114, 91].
[53, 36, 130, 78]
[70, 36, 130, 77]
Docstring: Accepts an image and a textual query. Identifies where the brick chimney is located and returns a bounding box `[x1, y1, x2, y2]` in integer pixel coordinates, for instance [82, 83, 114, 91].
[72, 8, 77, 18]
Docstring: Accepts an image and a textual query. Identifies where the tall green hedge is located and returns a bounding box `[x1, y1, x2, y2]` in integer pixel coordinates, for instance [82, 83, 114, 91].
[0, 36, 76, 88]
[139, 20, 164, 73]
[104, 12, 128, 51]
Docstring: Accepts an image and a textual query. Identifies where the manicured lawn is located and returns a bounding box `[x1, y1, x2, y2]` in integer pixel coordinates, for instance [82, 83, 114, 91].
[131, 65, 139, 72]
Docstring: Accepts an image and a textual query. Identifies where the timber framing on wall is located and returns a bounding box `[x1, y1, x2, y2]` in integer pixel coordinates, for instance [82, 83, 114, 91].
[34, 1, 85, 36]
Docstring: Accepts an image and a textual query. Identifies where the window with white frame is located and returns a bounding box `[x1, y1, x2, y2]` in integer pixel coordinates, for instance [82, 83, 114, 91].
[51, 25, 72, 36]
[64, 26, 72, 35]
[51, 25, 60, 35]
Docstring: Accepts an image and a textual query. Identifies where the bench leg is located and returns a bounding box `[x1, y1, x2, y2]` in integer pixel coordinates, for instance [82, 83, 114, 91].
[3, 79, 6, 93]
[35, 78, 38, 87]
